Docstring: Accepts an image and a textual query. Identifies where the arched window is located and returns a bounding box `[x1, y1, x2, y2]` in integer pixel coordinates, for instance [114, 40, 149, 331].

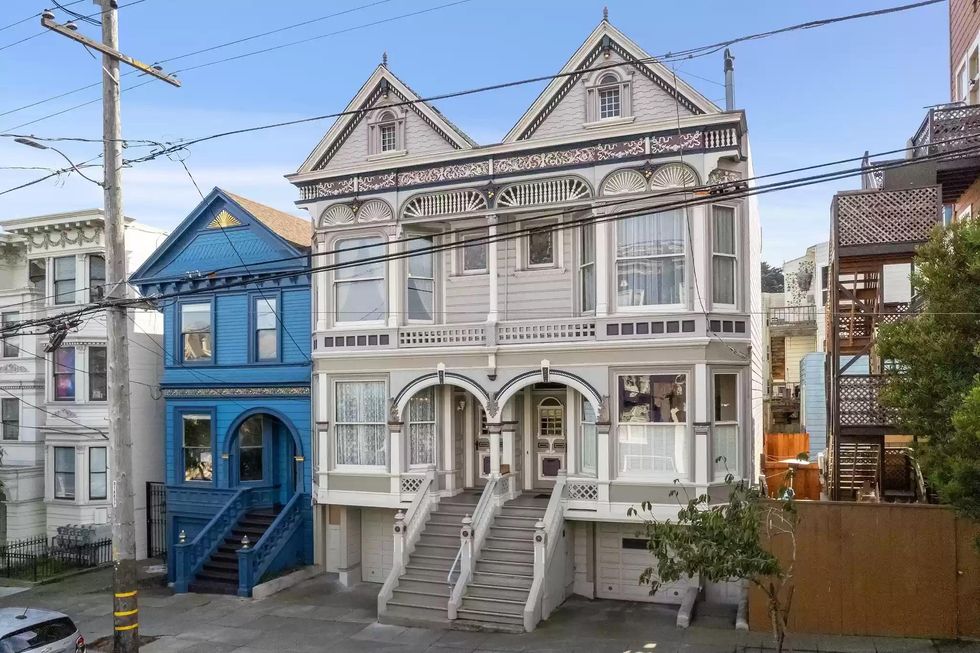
[538, 397, 564, 437]
[586, 70, 631, 123]
[598, 74, 621, 119]
[238, 415, 264, 482]
[369, 108, 405, 155]
[378, 111, 397, 152]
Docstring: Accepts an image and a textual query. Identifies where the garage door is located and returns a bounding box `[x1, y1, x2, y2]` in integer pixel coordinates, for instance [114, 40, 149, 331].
[595, 523, 689, 604]
[361, 508, 395, 583]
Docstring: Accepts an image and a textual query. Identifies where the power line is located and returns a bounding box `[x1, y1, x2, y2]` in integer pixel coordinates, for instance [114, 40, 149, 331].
[0, 386, 106, 438]
[0, 0, 147, 53]
[0, 1, 85, 33]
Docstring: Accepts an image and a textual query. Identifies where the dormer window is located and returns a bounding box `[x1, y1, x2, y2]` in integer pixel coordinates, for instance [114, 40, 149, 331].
[585, 70, 632, 125]
[368, 108, 405, 157]
[598, 74, 621, 119]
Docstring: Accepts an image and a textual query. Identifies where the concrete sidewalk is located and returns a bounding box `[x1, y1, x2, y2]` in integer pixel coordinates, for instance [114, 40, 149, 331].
[0, 568, 975, 652]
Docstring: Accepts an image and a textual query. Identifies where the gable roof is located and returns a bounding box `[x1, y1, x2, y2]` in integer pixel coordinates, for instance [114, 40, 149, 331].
[503, 20, 721, 143]
[221, 190, 312, 248]
[296, 64, 477, 174]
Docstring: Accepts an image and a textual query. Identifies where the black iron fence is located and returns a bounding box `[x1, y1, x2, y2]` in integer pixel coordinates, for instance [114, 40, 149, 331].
[0, 535, 112, 582]
[146, 481, 167, 558]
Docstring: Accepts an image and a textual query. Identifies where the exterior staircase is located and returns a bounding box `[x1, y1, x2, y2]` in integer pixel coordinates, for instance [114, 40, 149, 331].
[188, 507, 280, 594]
[381, 491, 481, 628]
[454, 495, 548, 633]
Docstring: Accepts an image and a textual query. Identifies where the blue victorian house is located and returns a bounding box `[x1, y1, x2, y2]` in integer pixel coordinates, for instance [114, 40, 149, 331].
[131, 188, 312, 596]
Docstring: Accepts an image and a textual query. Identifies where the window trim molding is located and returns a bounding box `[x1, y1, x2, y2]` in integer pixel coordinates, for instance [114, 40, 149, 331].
[53, 445, 76, 501]
[51, 345, 77, 403]
[332, 377, 389, 472]
[177, 407, 217, 486]
[52, 255, 77, 306]
[584, 68, 633, 124]
[1, 397, 19, 441]
[1, 311, 20, 359]
[576, 223, 596, 315]
[710, 203, 739, 311]
[710, 368, 742, 481]
[405, 233, 437, 324]
[520, 218, 562, 271]
[331, 233, 388, 327]
[613, 208, 690, 313]
[89, 445, 108, 500]
[248, 291, 283, 364]
[452, 227, 490, 276]
[87, 345, 108, 402]
[176, 296, 216, 366]
[406, 386, 438, 469]
[367, 106, 407, 156]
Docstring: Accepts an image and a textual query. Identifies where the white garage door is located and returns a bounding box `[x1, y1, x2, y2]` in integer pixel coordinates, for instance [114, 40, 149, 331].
[595, 523, 689, 604]
[361, 508, 395, 583]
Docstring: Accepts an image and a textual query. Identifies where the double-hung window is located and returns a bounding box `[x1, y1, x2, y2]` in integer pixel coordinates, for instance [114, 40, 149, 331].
[2, 398, 18, 441]
[579, 226, 595, 312]
[617, 374, 688, 478]
[616, 209, 686, 308]
[53, 256, 76, 305]
[406, 236, 434, 322]
[407, 387, 436, 466]
[29, 259, 45, 294]
[89, 255, 106, 301]
[711, 206, 736, 306]
[54, 447, 75, 499]
[53, 347, 75, 401]
[89, 447, 107, 500]
[598, 74, 622, 119]
[380, 124, 397, 152]
[457, 230, 488, 274]
[335, 381, 386, 467]
[334, 237, 386, 323]
[88, 346, 107, 401]
[2, 312, 18, 358]
[526, 222, 556, 268]
[181, 303, 212, 362]
[182, 414, 213, 482]
[255, 297, 278, 361]
[712, 373, 739, 479]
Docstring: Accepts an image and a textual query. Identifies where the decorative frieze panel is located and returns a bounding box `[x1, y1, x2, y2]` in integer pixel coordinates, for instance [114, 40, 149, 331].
[357, 199, 393, 223]
[359, 172, 396, 192]
[496, 177, 591, 208]
[17, 225, 103, 253]
[161, 386, 310, 398]
[601, 169, 647, 196]
[707, 168, 742, 186]
[651, 132, 702, 154]
[649, 162, 700, 190]
[399, 161, 490, 186]
[402, 189, 487, 219]
[495, 146, 595, 174]
[319, 199, 392, 227]
[320, 204, 355, 227]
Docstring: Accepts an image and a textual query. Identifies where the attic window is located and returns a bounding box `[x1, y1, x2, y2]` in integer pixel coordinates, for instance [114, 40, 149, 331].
[369, 108, 405, 156]
[585, 70, 632, 124]
[380, 122, 397, 152]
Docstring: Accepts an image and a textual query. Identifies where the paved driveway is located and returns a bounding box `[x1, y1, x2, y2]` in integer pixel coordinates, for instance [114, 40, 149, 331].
[0, 568, 973, 652]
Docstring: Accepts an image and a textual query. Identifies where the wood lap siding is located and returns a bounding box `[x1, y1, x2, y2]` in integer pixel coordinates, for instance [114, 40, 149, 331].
[950, 0, 980, 99]
[499, 226, 573, 321]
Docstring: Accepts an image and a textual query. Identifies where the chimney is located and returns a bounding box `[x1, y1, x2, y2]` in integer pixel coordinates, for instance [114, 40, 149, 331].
[724, 48, 735, 111]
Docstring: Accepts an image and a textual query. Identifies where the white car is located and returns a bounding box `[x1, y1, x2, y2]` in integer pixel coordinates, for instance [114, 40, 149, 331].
[0, 609, 84, 653]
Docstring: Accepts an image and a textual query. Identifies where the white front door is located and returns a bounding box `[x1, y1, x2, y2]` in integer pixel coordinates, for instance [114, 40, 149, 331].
[534, 393, 566, 488]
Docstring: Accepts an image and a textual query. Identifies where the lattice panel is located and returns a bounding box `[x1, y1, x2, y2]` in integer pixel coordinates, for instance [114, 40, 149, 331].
[567, 481, 599, 501]
[835, 187, 940, 248]
[399, 325, 486, 347]
[916, 105, 980, 156]
[403, 189, 487, 219]
[497, 177, 592, 208]
[838, 375, 894, 427]
[400, 476, 424, 493]
[497, 319, 596, 343]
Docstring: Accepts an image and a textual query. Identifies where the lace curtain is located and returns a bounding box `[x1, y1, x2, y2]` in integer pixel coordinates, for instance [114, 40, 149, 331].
[336, 381, 387, 466]
[616, 209, 686, 306]
[408, 387, 436, 466]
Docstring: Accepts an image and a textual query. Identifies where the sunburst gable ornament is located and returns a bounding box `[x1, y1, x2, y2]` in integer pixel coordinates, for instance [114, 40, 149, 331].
[207, 210, 241, 229]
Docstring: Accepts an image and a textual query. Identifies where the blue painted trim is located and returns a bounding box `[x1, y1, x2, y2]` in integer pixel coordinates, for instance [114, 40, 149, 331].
[173, 405, 218, 487]
[247, 290, 283, 364]
[175, 295, 217, 367]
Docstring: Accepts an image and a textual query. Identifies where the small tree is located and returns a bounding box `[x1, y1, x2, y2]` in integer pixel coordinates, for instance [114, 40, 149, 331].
[761, 261, 785, 293]
[628, 470, 799, 652]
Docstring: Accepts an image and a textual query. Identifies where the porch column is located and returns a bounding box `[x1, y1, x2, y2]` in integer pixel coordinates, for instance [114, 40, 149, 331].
[596, 421, 611, 503]
[487, 215, 499, 323]
[522, 386, 534, 491]
[464, 396, 475, 488]
[594, 212, 610, 317]
[387, 230, 403, 329]
[487, 422, 502, 477]
[690, 204, 709, 313]
[315, 372, 329, 499]
[315, 236, 329, 332]
[501, 421, 516, 473]
[442, 384, 455, 493]
[389, 420, 403, 494]
[694, 363, 709, 485]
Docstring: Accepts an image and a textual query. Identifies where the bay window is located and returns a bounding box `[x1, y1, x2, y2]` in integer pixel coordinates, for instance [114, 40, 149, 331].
[616, 210, 686, 308]
[406, 236, 434, 322]
[579, 226, 595, 312]
[334, 237, 386, 323]
[335, 381, 386, 467]
[54, 447, 75, 499]
[407, 387, 436, 466]
[254, 297, 278, 361]
[712, 373, 739, 479]
[53, 347, 75, 401]
[53, 256, 76, 305]
[89, 447, 107, 500]
[182, 414, 213, 482]
[711, 206, 736, 305]
[617, 374, 688, 477]
[181, 303, 212, 362]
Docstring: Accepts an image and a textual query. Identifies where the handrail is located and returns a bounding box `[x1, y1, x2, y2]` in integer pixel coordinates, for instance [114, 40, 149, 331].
[377, 466, 437, 616]
[173, 487, 249, 593]
[448, 473, 508, 620]
[523, 473, 567, 632]
[448, 475, 496, 587]
[237, 491, 306, 597]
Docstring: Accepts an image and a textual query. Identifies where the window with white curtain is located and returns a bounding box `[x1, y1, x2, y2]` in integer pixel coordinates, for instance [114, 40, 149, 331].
[579, 225, 595, 313]
[617, 374, 688, 478]
[335, 381, 387, 467]
[712, 206, 736, 305]
[616, 210, 686, 308]
[407, 387, 436, 466]
[580, 398, 597, 476]
[406, 236, 434, 322]
[712, 373, 739, 479]
[334, 237, 386, 323]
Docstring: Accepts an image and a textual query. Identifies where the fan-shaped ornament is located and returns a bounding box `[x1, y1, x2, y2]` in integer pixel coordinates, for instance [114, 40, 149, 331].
[601, 169, 647, 196]
[321, 203, 355, 227]
[357, 199, 393, 223]
[649, 163, 700, 190]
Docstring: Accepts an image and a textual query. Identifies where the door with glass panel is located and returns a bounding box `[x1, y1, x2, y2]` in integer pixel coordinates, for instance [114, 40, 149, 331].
[534, 393, 566, 488]
[234, 414, 295, 505]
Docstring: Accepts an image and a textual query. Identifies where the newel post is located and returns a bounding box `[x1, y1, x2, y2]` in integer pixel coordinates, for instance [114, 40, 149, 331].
[173, 539, 188, 593]
[533, 520, 546, 578]
[393, 510, 406, 569]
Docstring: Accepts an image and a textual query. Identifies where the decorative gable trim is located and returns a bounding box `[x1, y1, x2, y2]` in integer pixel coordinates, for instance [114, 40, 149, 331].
[207, 210, 242, 229]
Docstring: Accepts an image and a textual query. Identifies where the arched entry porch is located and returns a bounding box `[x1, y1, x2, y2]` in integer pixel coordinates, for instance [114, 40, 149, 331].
[223, 409, 304, 507]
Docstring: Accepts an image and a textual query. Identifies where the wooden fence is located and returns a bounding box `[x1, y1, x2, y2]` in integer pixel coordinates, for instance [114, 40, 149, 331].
[762, 433, 821, 500]
[749, 501, 980, 639]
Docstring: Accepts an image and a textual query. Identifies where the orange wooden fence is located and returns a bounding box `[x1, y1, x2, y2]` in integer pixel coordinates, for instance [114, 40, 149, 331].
[762, 433, 820, 500]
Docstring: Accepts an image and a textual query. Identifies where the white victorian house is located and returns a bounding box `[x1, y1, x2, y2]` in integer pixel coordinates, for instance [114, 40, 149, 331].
[0, 209, 167, 558]
[288, 18, 762, 631]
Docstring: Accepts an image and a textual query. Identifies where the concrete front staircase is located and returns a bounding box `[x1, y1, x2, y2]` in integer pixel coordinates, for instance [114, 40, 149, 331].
[381, 491, 481, 628]
[454, 494, 549, 633]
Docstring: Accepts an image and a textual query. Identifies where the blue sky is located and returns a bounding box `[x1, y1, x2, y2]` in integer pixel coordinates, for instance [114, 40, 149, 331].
[0, 0, 948, 265]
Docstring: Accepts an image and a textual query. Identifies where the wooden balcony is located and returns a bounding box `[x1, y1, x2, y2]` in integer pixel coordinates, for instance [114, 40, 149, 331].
[912, 105, 980, 203]
[767, 304, 817, 335]
[832, 187, 941, 257]
[838, 374, 895, 434]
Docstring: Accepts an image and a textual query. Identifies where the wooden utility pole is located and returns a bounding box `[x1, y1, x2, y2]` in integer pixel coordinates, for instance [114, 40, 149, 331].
[42, 4, 178, 650]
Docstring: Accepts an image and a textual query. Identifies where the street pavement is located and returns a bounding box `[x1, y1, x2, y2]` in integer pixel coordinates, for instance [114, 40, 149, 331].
[0, 567, 976, 652]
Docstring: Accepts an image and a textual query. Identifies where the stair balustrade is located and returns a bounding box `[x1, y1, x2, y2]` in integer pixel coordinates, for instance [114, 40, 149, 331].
[378, 466, 437, 616]
[236, 491, 308, 596]
[173, 486, 278, 593]
[523, 472, 567, 632]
